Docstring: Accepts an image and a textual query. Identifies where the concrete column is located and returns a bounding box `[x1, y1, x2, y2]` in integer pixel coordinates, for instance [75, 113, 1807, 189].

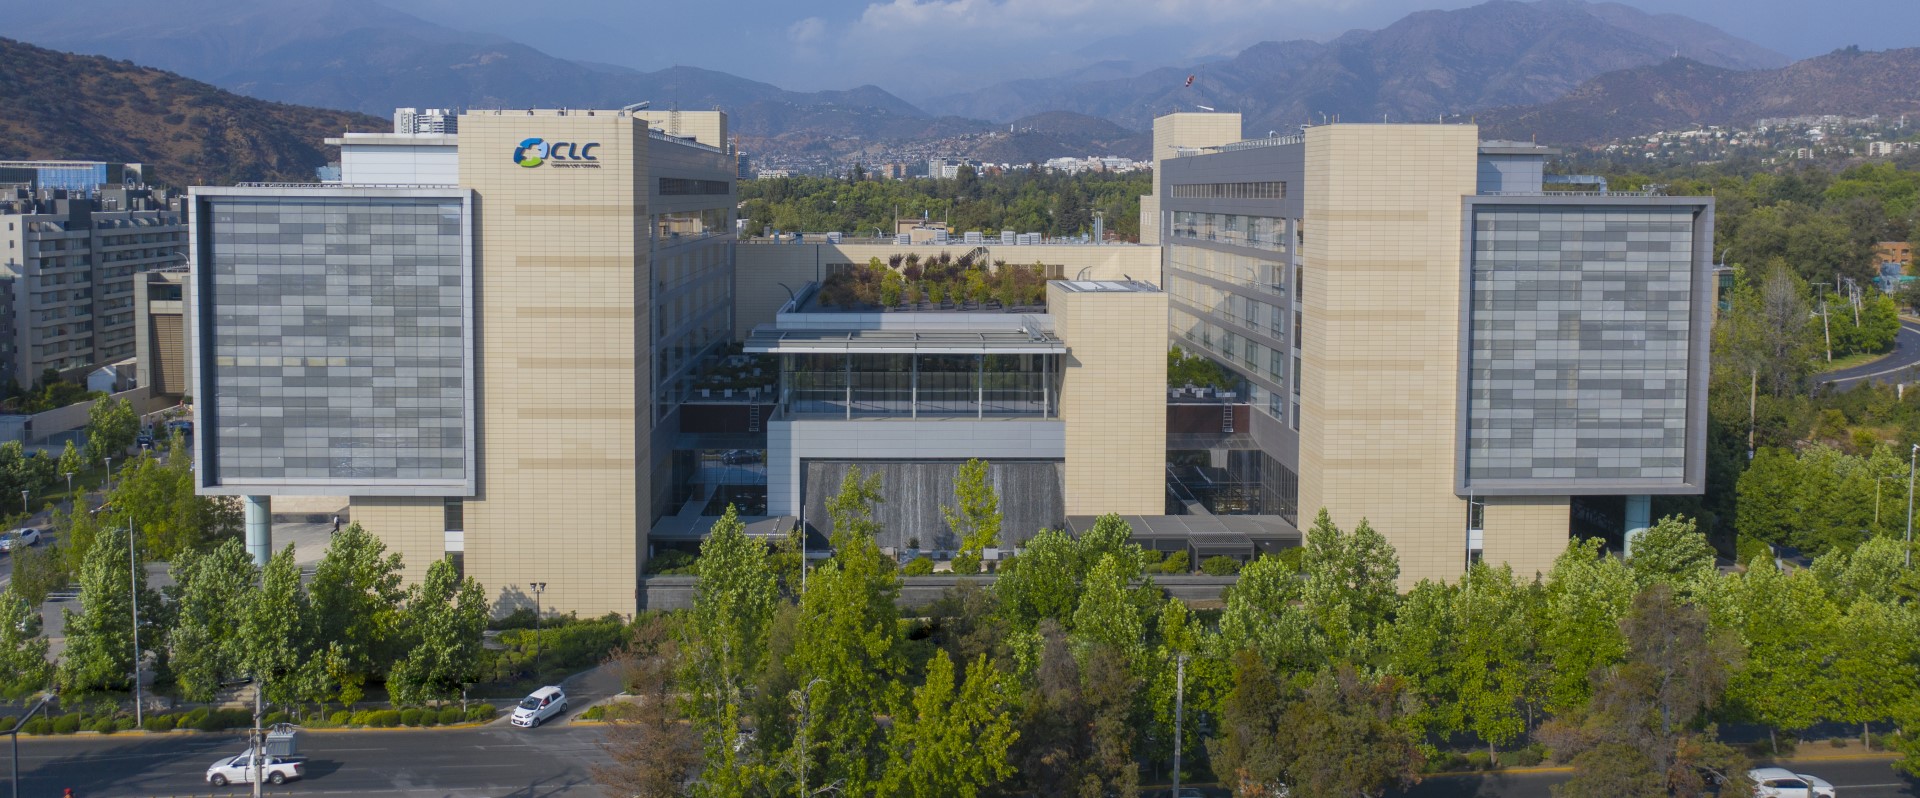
[1623, 494, 1651, 558]
[243, 495, 271, 566]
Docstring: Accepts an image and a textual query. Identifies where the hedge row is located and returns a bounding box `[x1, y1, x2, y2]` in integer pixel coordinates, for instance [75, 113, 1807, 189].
[18, 704, 497, 735]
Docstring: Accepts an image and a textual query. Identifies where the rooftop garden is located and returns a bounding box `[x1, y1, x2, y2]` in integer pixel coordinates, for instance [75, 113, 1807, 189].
[817, 253, 1055, 311]
[693, 342, 778, 394]
[1169, 346, 1241, 392]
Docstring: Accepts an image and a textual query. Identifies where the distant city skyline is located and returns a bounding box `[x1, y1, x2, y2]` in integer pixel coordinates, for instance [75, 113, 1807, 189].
[379, 0, 1918, 95]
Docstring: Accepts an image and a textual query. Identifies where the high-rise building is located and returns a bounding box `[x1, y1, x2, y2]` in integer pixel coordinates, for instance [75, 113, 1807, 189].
[0, 160, 149, 194]
[1153, 117, 1713, 584]
[191, 109, 738, 614]
[0, 186, 185, 389]
[393, 108, 458, 135]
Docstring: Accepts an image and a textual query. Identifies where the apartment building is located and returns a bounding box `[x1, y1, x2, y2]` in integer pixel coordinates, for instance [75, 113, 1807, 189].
[1153, 116, 1713, 584]
[0, 186, 185, 389]
[192, 109, 738, 614]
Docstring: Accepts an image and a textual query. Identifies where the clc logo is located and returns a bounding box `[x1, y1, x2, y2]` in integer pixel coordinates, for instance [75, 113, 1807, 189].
[514, 137, 599, 168]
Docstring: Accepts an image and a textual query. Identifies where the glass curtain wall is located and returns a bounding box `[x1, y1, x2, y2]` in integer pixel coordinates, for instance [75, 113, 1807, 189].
[783, 353, 1059, 418]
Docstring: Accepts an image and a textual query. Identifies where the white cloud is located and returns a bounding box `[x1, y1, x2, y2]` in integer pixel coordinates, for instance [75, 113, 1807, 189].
[787, 15, 827, 43]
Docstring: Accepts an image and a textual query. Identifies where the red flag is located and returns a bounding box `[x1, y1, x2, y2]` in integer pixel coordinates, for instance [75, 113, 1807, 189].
[1184, 74, 1195, 87]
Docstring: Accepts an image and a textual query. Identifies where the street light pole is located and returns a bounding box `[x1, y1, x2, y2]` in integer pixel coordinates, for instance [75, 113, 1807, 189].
[128, 518, 143, 729]
[1171, 653, 1187, 798]
[529, 581, 546, 680]
[7, 693, 54, 798]
[104, 456, 113, 492]
[1908, 444, 1917, 569]
[19, 490, 25, 515]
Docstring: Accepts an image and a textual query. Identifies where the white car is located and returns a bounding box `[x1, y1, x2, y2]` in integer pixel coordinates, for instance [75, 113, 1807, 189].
[0, 528, 40, 552]
[1750, 767, 1836, 798]
[206, 752, 304, 786]
[511, 685, 568, 728]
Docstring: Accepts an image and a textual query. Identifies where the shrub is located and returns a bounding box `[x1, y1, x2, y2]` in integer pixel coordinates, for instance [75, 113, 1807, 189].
[1465, 750, 1492, 770]
[114, 717, 135, 732]
[369, 710, 402, 728]
[437, 707, 464, 725]
[1200, 555, 1242, 576]
[1508, 745, 1545, 767]
[580, 705, 607, 721]
[330, 710, 353, 727]
[215, 709, 251, 730]
[142, 714, 175, 733]
[1159, 550, 1190, 574]
[400, 708, 424, 727]
[1141, 549, 1164, 565]
[1736, 535, 1773, 566]
[489, 607, 540, 631]
[90, 717, 118, 734]
[348, 710, 374, 727]
[465, 703, 496, 723]
[21, 718, 49, 735]
[419, 712, 439, 727]
[643, 549, 698, 575]
[178, 708, 210, 730]
[903, 556, 935, 576]
[1276, 546, 1306, 572]
[263, 711, 290, 727]
[52, 714, 81, 734]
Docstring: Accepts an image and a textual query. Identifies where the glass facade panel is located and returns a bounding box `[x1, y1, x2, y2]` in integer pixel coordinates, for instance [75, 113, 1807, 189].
[1465, 206, 1696, 484]
[1169, 212, 1289, 252]
[202, 195, 469, 487]
[781, 353, 1057, 418]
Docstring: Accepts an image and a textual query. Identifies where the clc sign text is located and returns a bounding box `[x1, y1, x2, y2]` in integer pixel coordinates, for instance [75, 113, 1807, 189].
[514, 138, 602, 169]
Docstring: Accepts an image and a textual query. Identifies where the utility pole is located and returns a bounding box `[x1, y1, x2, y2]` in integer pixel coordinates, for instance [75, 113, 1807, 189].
[1171, 653, 1187, 798]
[1748, 368, 1758, 460]
[253, 676, 265, 798]
[128, 519, 142, 729]
[1821, 289, 1833, 362]
[1908, 443, 1917, 569]
[8, 694, 53, 798]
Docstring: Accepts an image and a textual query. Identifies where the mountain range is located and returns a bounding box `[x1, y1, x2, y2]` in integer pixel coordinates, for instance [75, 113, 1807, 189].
[1480, 47, 1920, 144]
[0, 38, 384, 185]
[0, 0, 1912, 175]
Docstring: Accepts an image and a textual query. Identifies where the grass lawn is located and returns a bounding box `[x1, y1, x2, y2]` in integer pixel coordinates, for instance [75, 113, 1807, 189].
[1819, 349, 1891, 373]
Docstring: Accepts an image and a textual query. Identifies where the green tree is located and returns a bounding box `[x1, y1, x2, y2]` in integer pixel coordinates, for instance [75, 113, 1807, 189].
[1539, 539, 1636, 713]
[995, 528, 1084, 632]
[240, 545, 313, 706]
[1734, 447, 1802, 546]
[57, 523, 146, 694]
[1279, 665, 1427, 798]
[681, 504, 780, 794]
[84, 397, 138, 461]
[943, 459, 1001, 575]
[1629, 515, 1717, 588]
[1217, 552, 1317, 669]
[1382, 579, 1462, 743]
[880, 650, 1019, 798]
[1301, 510, 1400, 661]
[167, 540, 257, 702]
[1071, 553, 1145, 664]
[1830, 598, 1919, 748]
[1450, 563, 1538, 763]
[308, 523, 407, 705]
[56, 440, 83, 483]
[1715, 263, 1816, 396]
[789, 467, 902, 796]
[1207, 650, 1294, 798]
[388, 557, 489, 706]
[1543, 584, 1748, 798]
[0, 588, 51, 698]
[1725, 558, 1840, 751]
[106, 450, 241, 559]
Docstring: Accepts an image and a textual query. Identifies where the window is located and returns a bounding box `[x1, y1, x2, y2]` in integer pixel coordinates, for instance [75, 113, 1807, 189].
[658, 177, 732, 196]
[1169, 181, 1286, 200]
[1468, 500, 1485, 532]
[443, 498, 464, 532]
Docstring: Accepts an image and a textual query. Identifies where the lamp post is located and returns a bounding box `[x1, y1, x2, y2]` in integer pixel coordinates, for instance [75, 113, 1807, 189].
[7, 692, 54, 798]
[1171, 653, 1187, 798]
[528, 581, 546, 680]
[104, 456, 113, 492]
[19, 490, 25, 515]
[63, 471, 72, 498]
[128, 518, 143, 729]
[1908, 444, 1917, 569]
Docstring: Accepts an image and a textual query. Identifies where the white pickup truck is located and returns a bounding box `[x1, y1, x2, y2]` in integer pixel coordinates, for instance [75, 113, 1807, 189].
[206, 751, 305, 786]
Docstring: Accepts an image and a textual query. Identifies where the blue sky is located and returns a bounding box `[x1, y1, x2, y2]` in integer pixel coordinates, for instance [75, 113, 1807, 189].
[383, 0, 1920, 95]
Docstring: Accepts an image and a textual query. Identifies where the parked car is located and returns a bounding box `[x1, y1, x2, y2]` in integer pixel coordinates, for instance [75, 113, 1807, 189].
[0, 527, 40, 552]
[135, 433, 155, 449]
[1749, 767, 1836, 798]
[721, 449, 763, 465]
[511, 686, 569, 728]
[206, 752, 305, 786]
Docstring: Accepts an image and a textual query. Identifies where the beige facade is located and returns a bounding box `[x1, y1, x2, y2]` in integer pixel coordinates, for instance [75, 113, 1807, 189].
[1142, 113, 1243, 245]
[349, 497, 448, 585]
[733, 242, 1160, 337]
[1295, 124, 1488, 588]
[1479, 496, 1572, 581]
[1050, 281, 1168, 516]
[633, 110, 728, 150]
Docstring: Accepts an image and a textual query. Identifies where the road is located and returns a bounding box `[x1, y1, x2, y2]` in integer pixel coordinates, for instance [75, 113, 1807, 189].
[1822, 321, 1920, 389]
[1403, 757, 1917, 798]
[8, 725, 611, 798]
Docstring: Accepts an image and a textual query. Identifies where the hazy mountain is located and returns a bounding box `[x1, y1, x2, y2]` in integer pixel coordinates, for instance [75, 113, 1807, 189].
[0, 38, 385, 185]
[0, 0, 933, 140]
[928, 0, 1788, 131]
[1480, 47, 1920, 144]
